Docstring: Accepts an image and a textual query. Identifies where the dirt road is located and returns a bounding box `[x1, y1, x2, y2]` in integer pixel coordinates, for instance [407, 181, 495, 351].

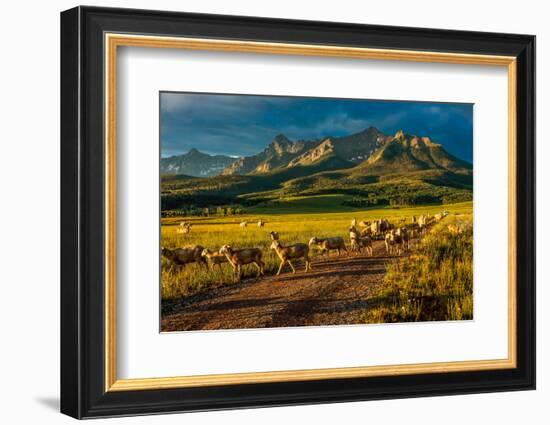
[161, 239, 401, 331]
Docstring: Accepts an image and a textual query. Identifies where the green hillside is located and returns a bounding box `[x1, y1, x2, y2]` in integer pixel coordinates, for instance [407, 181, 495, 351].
[161, 129, 473, 214]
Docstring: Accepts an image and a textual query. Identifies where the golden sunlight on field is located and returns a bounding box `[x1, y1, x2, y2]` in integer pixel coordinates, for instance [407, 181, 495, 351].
[159, 201, 472, 330]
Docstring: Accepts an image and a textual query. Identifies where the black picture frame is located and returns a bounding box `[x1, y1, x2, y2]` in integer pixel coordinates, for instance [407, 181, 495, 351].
[61, 5, 535, 419]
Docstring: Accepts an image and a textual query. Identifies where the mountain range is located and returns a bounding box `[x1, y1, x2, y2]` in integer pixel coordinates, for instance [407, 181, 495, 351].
[160, 127, 473, 210]
[164, 127, 470, 178]
[221, 127, 391, 175]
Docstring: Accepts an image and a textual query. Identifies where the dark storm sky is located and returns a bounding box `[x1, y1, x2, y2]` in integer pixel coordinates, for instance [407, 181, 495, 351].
[160, 92, 473, 162]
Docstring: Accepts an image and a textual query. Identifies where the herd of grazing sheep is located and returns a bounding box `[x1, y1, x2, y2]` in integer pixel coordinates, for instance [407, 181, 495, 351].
[161, 211, 451, 283]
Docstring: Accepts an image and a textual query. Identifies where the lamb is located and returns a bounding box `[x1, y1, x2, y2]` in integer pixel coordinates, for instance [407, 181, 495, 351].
[270, 240, 311, 275]
[308, 236, 347, 256]
[219, 245, 264, 282]
[257, 219, 265, 227]
[201, 248, 228, 270]
[239, 221, 247, 228]
[161, 245, 207, 269]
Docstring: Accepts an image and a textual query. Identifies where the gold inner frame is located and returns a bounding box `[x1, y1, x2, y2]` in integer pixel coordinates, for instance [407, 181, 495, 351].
[104, 33, 518, 392]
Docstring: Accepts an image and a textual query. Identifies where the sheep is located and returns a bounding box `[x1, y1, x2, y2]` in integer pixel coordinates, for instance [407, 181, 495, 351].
[308, 236, 347, 256]
[257, 219, 265, 227]
[358, 220, 371, 228]
[395, 226, 410, 251]
[161, 245, 207, 270]
[370, 219, 391, 237]
[349, 227, 373, 256]
[201, 248, 228, 270]
[239, 221, 247, 228]
[370, 221, 380, 236]
[270, 231, 280, 241]
[384, 231, 402, 256]
[349, 227, 360, 252]
[417, 215, 429, 233]
[219, 245, 264, 282]
[270, 240, 311, 275]
[360, 227, 373, 238]
[177, 222, 192, 234]
[358, 236, 373, 256]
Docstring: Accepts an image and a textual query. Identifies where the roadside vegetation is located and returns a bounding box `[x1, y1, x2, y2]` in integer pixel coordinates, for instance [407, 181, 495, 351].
[361, 214, 473, 323]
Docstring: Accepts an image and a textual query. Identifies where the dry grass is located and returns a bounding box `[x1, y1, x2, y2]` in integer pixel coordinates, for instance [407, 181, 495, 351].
[361, 214, 473, 323]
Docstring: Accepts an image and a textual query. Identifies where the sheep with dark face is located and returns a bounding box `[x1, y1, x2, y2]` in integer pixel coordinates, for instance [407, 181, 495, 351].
[270, 231, 280, 241]
[270, 240, 311, 275]
[308, 236, 347, 256]
[219, 245, 264, 282]
[161, 245, 207, 269]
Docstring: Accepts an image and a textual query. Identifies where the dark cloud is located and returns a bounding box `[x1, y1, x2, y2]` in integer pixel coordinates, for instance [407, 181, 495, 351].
[160, 92, 473, 161]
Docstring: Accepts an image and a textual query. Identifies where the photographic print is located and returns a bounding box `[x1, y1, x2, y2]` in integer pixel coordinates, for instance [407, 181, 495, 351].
[160, 92, 474, 332]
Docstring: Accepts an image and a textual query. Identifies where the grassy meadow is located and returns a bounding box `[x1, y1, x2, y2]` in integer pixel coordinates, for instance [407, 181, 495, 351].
[160, 197, 473, 302]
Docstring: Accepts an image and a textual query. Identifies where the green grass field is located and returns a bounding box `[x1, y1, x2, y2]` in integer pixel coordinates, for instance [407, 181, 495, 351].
[160, 199, 473, 301]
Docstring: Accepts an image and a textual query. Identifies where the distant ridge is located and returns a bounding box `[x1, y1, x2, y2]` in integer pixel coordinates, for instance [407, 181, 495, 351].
[160, 148, 235, 177]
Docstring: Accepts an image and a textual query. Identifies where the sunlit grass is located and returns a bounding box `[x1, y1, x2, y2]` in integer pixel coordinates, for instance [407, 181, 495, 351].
[160, 201, 472, 302]
[361, 213, 473, 323]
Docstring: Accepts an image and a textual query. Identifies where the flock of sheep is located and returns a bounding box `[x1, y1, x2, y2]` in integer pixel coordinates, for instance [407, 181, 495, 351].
[162, 211, 450, 283]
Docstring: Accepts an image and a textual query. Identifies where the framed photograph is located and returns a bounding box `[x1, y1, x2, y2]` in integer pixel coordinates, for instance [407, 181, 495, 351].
[60, 6, 535, 419]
